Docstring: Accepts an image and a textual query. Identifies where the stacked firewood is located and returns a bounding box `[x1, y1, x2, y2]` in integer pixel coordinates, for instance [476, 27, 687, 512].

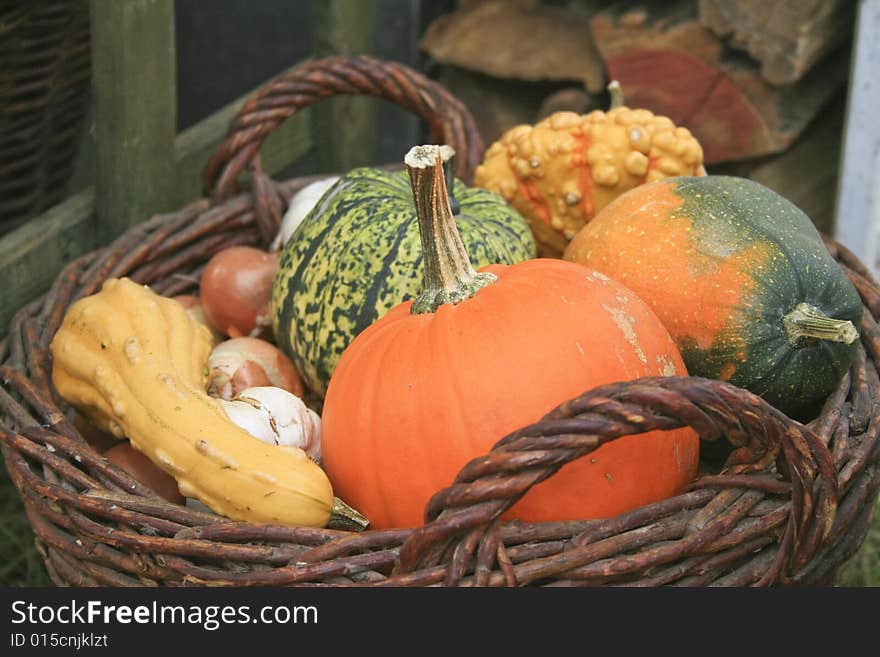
[420, 0, 856, 234]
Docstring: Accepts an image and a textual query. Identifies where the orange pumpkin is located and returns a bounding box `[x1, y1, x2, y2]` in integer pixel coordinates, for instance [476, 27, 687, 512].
[320, 145, 700, 530]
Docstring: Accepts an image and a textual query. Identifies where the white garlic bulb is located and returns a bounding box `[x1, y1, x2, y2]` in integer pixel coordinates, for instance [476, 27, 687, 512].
[219, 386, 322, 463]
[271, 176, 340, 251]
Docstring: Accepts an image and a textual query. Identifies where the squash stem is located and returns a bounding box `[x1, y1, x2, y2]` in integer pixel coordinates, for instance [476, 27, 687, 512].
[328, 496, 370, 531]
[783, 302, 859, 346]
[608, 80, 625, 109]
[406, 145, 497, 315]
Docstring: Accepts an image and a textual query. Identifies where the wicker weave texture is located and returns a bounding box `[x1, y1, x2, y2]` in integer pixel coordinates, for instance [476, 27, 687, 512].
[0, 55, 878, 587]
[0, 0, 90, 232]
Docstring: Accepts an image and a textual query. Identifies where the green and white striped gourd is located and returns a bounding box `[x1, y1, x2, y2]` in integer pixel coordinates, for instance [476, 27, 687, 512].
[271, 160, 537, 395]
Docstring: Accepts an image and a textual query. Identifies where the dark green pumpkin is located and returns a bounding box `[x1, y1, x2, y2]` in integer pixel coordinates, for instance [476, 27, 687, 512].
[565, 175, 864, 419]
[272, 165, 537, 395]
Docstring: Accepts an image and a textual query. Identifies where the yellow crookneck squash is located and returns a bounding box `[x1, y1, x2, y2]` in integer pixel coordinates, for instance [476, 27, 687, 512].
[49, 277, 335, 527]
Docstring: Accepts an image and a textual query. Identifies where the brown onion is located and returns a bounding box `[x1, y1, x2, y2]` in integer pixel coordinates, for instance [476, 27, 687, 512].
[104, 443, 185, 505]
[199, 246, 278, 338]
[207, 336, 305, 400]
[73, 413, 118, 453]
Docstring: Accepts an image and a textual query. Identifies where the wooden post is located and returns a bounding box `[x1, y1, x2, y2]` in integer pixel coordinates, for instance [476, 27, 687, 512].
[90, 0, 178, 243]
[310, 0, 378, 173]
[375, 0, 422, 163]
[0, 191, 96, 336]
[834, 0, 880, 278]
[0, 0, 382, 338]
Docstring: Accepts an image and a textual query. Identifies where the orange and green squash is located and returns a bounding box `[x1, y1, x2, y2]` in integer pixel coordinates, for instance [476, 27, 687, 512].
[564, 175, 863, 419]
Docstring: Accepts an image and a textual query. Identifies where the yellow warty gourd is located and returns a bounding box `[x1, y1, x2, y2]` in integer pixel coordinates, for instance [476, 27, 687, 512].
[474, 94, 706, 257]
[50, 277, 334, 527]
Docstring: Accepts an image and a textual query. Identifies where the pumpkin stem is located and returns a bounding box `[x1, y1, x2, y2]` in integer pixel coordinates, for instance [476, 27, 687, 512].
[406, 145, 497, 315]
[328, 496, 370, 531]
[783, 302, 859, 346]
[608, 80, 625, 109]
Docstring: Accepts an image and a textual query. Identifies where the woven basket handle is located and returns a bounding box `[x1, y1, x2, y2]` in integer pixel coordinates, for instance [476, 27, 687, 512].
[395, 375, 839, 585]
[201, 54, 484, 201]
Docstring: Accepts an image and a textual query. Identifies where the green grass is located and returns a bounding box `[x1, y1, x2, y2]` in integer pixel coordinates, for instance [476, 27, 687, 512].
[0, 451, 877, 587]
[0, 457, 52, 586]
[838, 500, 880, 587]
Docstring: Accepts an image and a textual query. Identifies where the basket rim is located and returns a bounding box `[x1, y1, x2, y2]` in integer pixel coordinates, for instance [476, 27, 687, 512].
[1, 169, 878, 586]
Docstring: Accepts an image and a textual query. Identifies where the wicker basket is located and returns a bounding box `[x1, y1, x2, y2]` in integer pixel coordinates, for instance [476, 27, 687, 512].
[1, 55, 878, 587]
[0, 0, 91, 234]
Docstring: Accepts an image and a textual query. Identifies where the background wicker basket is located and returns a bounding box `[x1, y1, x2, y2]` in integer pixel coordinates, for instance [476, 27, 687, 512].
[1, 55, 878, 587]
[0, 0, 91, 235]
